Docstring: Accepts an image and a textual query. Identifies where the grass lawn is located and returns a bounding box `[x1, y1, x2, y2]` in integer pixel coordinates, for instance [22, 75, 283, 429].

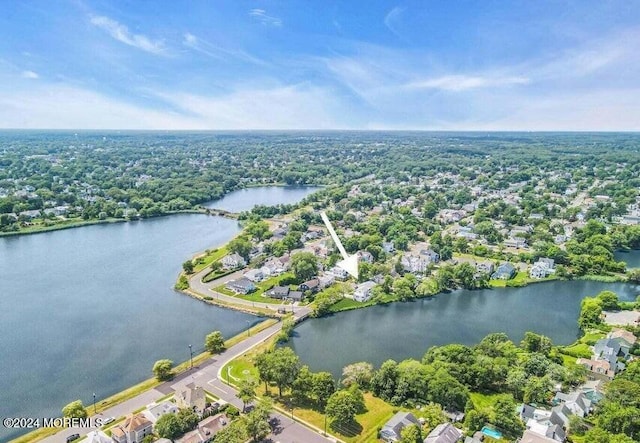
[329, 298, 376, 312]
[192, 246, 229, 273]
[470, 392, 508, 410]
[560, 343, 592, 358]
[214, 273, 298, 305]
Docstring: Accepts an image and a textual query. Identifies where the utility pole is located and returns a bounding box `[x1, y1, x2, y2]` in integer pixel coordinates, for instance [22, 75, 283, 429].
[189, 344, 193, 369]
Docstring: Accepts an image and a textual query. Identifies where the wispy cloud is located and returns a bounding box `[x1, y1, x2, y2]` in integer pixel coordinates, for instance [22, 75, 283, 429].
[89, 15, 166, 55]
[182, 32, 267, 65]
[21, 70, 39, 79]
[384, 6, 405, 38]
[249, 9, 282, 27]
[405, 75, 529, 92]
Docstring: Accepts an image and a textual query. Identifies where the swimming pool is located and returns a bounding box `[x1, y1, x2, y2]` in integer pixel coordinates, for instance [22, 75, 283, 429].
[481, 426, 503, 439]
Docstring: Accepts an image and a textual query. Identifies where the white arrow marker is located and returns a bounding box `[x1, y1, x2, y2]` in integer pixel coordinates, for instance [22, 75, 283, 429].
[320, 211, 358, 279]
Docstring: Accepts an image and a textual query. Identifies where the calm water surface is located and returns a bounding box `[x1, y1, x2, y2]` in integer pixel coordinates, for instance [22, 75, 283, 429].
[289, 280, 640, 378]
[615, 249, 640, 268]
[205, 186, 320, 212]
[0, 186, 317, 442]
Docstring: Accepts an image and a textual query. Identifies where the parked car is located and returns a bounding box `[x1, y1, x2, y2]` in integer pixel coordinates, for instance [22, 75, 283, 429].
[66, 434, 80, 443]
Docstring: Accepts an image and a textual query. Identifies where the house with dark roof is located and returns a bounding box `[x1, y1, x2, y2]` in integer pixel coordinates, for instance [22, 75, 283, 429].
[379, 411, 419, 442]
[288, 290, 304, 302]
[268, 286, 290, 299]
[423, 422, 463, 443]
[299, 278, 320, 292]
[552, 391, 591, 417]
[491, 262, 516, 280]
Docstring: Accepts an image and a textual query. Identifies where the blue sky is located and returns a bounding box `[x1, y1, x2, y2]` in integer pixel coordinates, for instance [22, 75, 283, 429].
[1, 0, 639, 130]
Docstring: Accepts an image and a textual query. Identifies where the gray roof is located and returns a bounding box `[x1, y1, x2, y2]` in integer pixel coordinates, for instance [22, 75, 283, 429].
[270, 286, 290, 297]
[424, 423, 463, 443]
[288, 290, 303, 301]
[381, 411, 419, 440]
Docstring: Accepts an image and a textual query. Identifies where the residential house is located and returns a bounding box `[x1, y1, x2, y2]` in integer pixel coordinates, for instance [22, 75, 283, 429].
[475, 261, 494, 275]
[268, 286, 290, 299]
[520, 430, 559, 443]
[491, 263, 516, 280]
[608, 328, 637, 347]
[243, 268, 265, 282]
[225, 278, 256, 295]
[530, 258, 555, 279]
[222, 253, 246, 270]
[504, 237, 528, 249]
[84, 431, 111, 443]
[576, 358, 615, 380]
[579, 379, 605, 403]
[591, 337, 630, 374]
[423, 422, 463, 443]
[144, 401, 179, 423]
[299, 278, 320, 293]
[111, 414, 153, 443]
[383, 241, 395, 253]
[327, 266, 349, 281]
[318, 274, 336, 289]
[379, 411, 420, 442]
[288, 291, 304, 302]
[353, 281, 376, 302]
[357, 250, 375, 264]
[401, 254, 429, 274]
[518, 404, 566, 442]
[552, 391, 591, 417]
[175, 383, 206, 415]
[420, 249, 440, 263]
[175, 413, 229, 443]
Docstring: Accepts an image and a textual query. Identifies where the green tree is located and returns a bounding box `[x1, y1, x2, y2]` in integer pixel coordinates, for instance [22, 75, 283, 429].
[244, 401, 272, 443]
[228, 236, 252, 260]
[492, 396, 524, 438]
[521, 332, 553, 356]
[62, 400, 88, 419]
[326, 390, 359, 429]
[371, 359, 399, 402]
[312, 372, 336, 408]
[291, 252, 319, 281]
[578, 297, 603, 330]
[271, 347, 300, 396]
[237, 378, 257, 411]
[205, 330, 226, 354]
[597, 290, 620, 310]
[399, 424, 422, 443]
[215, 420, 249, 443]
[155, 413, 183, 440]
[177, 408, 199, 433]
[182, 260, 194, 274]
[152, 359, 174, 381]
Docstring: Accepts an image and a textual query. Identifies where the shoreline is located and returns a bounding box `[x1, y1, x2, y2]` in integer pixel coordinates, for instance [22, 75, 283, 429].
[0, 182, 325, 239]
[10, 317, 280, 443]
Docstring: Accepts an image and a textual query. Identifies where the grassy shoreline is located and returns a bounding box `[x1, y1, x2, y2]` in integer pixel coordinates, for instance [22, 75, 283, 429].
[10, 317, 279, 443]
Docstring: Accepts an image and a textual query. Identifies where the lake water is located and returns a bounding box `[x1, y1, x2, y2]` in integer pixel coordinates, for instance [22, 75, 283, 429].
[615, 249, 640, 269]
[288, 280, 640, 378]
[205, 186, 320, 212]
[0, 186, 317, 442]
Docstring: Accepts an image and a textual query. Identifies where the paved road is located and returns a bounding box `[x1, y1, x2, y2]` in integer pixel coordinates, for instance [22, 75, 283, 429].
[38, 303, 323, 443]
[189, 267, 292, 311]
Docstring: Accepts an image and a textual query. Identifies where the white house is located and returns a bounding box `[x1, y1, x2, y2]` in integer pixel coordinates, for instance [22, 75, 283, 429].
[400, 254, 429, 274]
[530, 258, 555, 279]
[244, 268, 265, 282]
[222, 253, 246, 270]
[354, 281, 376, 302]
[225, 278, 256, 294]
[144, 401, 178, 423]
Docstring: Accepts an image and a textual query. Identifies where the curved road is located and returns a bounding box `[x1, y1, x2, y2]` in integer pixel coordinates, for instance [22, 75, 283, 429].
[189, 266, 312, 315]
[38, 273, 326, 443]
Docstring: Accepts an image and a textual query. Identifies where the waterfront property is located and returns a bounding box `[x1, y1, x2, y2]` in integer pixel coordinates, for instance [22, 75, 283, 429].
[424, 422, 464, 443]
[111, 413, 153, 443]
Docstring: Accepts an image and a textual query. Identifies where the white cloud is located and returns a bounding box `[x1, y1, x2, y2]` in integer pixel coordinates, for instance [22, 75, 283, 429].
[249, 9, 282, 27]
[89, 15, 166, 55]
[0, 77, 350, 130]
[182, 32, 267, 65]
[21, 70, 39, 79]
[405, 75, 529, 91]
